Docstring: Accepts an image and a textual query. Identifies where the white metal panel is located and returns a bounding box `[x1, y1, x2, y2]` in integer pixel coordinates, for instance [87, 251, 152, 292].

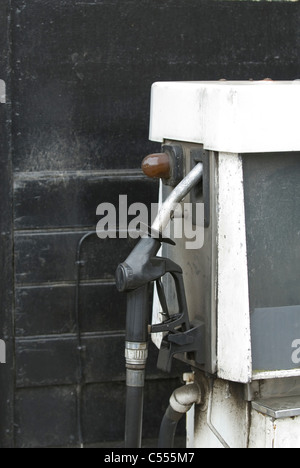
[249, 410, 300, 448]
[273, 418, 300, 448]
[192, 379, 249, 448]
[149, 81, 300, 153]
[217, 153, 252, 383]
[0, 80, 5, 104]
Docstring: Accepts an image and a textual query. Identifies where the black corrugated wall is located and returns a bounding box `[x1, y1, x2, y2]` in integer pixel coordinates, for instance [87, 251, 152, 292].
[0, 0, 299, 448]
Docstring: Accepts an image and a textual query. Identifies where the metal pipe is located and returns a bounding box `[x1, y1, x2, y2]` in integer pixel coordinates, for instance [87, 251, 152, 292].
[75, 230, 96, 448]
[152, 163, 203, 234]
[170, 382, 202, 412]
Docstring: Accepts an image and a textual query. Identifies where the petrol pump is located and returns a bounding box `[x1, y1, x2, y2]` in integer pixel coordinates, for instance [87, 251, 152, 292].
[117, 80, 300, 448]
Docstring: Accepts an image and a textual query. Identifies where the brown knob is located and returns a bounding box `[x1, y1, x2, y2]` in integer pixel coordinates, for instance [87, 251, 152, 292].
[141, 152, 171, 180]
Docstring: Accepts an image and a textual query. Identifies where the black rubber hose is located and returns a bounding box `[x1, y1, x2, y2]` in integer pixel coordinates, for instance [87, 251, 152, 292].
[158, 405, 184, 448]
[124, 285, 149, 448]
[125, 386, 144, 448]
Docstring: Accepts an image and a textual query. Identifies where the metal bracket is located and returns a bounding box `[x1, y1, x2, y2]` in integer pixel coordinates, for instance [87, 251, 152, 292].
[190, 148, 210, 228]
[252, 396, 300, 419]
[161, 144, 184, 187]
[155, 321, 205, 373]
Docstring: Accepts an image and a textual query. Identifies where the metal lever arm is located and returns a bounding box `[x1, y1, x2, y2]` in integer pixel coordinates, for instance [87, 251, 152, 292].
[151, 263, 205, 373]
[151, 270, 191, 335]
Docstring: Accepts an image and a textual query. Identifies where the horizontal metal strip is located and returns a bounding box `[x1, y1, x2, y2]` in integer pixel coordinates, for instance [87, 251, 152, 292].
[15, 278, 116, 289]
[15, 331, 125, 343]
[13, 169, 146, 181]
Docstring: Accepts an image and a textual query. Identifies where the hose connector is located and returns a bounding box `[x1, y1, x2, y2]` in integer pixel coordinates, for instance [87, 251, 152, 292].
[169, 382, 202, 414]
[158, 379, 202, 448]
[125, 341, 148, 369]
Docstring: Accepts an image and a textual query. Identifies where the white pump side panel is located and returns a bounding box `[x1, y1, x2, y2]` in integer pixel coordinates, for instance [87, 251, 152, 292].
[217, 153, 252, 383]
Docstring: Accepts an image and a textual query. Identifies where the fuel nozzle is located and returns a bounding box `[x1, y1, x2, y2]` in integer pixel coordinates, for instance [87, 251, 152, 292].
[116, 236, 165, 293]
[116, 161, 204, 448]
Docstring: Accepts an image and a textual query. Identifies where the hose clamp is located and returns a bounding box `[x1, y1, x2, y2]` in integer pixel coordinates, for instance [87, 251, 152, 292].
[125, 341, 148, 367]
